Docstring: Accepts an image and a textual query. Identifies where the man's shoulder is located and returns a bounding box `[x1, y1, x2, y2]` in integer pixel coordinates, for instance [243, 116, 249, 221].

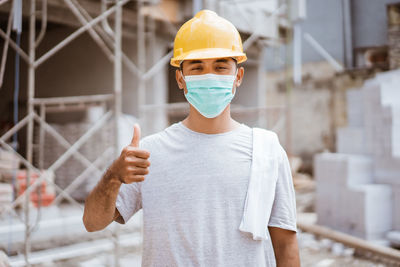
[139, 123, 180, 148]
[252, 127, 279, 142]
[140, 129, 165, 147]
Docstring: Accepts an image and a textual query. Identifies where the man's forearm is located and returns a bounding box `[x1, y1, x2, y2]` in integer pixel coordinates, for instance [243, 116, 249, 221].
[83, 165, 122, 232]
[269, 227, 300, 267]
[83, 124, 149, 231]
[274, 242, 300, 267]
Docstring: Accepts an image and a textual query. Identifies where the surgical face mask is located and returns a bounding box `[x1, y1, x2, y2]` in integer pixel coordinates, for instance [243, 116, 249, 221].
[182, 71, 237, 118]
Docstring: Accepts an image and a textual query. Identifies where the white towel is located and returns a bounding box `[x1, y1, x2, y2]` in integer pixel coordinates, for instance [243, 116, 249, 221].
[239, 127, 281, 240]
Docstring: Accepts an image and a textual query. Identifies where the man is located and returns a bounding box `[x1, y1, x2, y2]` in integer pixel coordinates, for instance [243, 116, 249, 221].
[83, 10, 300, 267]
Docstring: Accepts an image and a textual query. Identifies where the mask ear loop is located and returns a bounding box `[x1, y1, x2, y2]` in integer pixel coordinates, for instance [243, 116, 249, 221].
[179, 60, 186, 82]
[232, 68, 239, 96]
[180, 70, 186, 82]
[180, 70, 187, 94]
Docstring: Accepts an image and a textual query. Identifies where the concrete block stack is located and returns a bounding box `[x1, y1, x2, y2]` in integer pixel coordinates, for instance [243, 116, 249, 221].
[313, 153, 390, 239]
[368, 72, 400, 189]
[342, 185, 392, 240]
[0, 183, 12, 213]
[0, 149, 18, 210]
[315, 69, 400, 241]
[345, 89, 364, 128]
[336, 127, 366, 155]
[392, 185, 400, 234]
[0, 148, 20, 182]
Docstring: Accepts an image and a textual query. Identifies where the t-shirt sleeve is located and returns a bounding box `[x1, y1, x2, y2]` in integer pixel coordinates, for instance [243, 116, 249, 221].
[115, 182, 142, 224]
[268, 143, 297, 232]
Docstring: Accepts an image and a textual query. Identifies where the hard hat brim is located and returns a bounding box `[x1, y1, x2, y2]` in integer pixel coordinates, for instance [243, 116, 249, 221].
[170, 48, 247, 67]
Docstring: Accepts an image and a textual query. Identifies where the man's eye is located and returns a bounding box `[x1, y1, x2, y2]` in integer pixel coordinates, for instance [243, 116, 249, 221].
[191, 67, 201, 70]
[217, 66, 227, 70]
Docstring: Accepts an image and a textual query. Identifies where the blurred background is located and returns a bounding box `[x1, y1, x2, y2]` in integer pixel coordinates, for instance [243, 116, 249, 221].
[0, 0, 399, 266]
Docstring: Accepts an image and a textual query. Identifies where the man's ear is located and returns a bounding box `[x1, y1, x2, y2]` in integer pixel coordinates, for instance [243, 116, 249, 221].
[175, 69, 185, 90]
[235, 66, 244, 87]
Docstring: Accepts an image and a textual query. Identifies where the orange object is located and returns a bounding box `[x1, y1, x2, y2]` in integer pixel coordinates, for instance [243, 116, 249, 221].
[16, 170, 54, 207]
[31, 193, 55, 207]
[17, 171, 46, 196]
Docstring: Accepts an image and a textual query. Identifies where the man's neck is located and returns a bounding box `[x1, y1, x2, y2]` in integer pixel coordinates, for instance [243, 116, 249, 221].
[182, 104, 241, 134]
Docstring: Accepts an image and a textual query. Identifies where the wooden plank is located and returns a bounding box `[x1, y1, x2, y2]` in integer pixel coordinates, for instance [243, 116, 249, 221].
[297, 217, 400, 263]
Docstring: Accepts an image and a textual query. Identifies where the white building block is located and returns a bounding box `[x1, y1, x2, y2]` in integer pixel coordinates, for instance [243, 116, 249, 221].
[392, 185, 400, 231]
[333, 186, 352, 233]
[374, 156, 400, 185]
[314, 153, 347, 185]
[374, 69, 400, 83]
[336, 127, 367, 155]
[316, 181, 351, 232]
[379, 125, 400, 158]
[314, 153, 373, 186]
[336, 187, 364, 234]
[362, 83, 384, 155]
[0, 183, 12, 212]
[341, 184, 392, 240]
[316, 182, 337, 229]
[0, 148, 20, 174]
[316, 70, 400, 239]
[393, 186, 400, 231]
[381, 106, 400, 158]
[316, 182, 392, 241]
[380, 80, 400, 107]
[345, 156, 374, 185]
[346, 89, 364, 127]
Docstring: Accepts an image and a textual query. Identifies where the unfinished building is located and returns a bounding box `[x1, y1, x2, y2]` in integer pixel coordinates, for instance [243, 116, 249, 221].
[0, 0, 298, 265]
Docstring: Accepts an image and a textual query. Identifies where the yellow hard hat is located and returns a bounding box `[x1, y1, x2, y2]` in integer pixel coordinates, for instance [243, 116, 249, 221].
[170, 10, 247, 67]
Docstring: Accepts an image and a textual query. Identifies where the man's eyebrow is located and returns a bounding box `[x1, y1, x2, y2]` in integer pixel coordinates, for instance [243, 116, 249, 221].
[187, 60, 203, 65]
[215, 59, 230, 63]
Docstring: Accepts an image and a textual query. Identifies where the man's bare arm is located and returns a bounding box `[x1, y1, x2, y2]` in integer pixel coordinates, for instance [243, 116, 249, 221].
[269, 226, 300, 267]
[83, 124, 150, 232]
[113, 207, 124, 224]
[83, 168, 123, 232]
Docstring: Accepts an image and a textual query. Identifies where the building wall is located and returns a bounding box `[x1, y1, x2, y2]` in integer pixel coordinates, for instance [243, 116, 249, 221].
[265, 0, 400, 70]
[300, 0, 345, 65]
[265, 61, 368, 168]
[352, 0, 400, 48]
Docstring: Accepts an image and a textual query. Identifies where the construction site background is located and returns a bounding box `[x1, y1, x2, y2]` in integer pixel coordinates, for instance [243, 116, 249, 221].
[0, 0, 400, 266]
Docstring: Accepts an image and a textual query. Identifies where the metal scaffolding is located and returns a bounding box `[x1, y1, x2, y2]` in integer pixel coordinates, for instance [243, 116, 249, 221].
[0, 0, 129, 265]
[0, 0, 293, 265]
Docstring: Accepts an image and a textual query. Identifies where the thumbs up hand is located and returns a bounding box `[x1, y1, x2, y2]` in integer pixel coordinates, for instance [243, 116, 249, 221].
[111, 124, 151, 184]
[130, 124, 141, 147]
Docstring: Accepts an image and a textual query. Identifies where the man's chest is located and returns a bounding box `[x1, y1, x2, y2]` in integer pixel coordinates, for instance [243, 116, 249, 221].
[141, 148, 252, 220]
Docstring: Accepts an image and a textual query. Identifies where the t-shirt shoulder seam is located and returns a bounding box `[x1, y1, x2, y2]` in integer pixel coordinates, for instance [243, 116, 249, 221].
[140, 126, 174, 144]
[252, 127, 278, 137]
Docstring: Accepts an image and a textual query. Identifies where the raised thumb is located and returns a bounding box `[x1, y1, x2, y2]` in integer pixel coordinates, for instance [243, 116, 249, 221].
[130, 123, 141, 147]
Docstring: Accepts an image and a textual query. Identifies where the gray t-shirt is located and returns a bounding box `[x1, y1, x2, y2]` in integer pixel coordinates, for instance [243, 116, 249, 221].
[116, 122, 296, 267]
